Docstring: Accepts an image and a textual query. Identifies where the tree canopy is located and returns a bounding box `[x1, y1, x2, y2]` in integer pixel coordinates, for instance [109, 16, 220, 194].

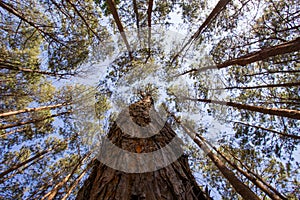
[0, 0, 299, 199]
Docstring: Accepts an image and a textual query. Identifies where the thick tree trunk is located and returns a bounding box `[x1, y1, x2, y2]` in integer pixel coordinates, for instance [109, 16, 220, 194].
[76, 96, 210, 200]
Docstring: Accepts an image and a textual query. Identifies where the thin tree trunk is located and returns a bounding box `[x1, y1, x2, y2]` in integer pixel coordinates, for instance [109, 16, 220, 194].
[146, 0, 154, 62]
[41, 152, 91, 200]
[106, 0, 132, 58]
[0, 127, 27, 137]
[244, 70, 300, 77]
[0, 103, 70, 118]
[25, 170, 63, 200]
[0, 61, 73, 77]
[65, 0, 103, 42]
[0, 1, 66, 47]
[132, 0, 140, 41]
[233, 121, 300, 140]
[0, 111, 71, 130]
[210, 82, 300, 90]
[61, 165, 90, 200]
[203, 137, 286, 200]
[168, 112, 260, 200]
[223, 146, 289, 200]
[0, 148, 52, 180]
[171, 0, 230, 64]
[179, 37, 300, 76]
[184, 97, 300, 120]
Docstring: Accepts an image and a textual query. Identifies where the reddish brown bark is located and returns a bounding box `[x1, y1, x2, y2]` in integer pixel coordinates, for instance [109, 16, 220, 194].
[76, 96, 210, 200]
[169, 113, 260, 200]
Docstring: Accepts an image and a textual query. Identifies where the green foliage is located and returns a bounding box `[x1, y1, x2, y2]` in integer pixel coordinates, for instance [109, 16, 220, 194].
[0, 0, 299, 199]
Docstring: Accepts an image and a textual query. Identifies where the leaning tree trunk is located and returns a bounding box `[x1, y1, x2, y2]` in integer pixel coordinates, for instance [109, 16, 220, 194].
[76, 95, 210, 200]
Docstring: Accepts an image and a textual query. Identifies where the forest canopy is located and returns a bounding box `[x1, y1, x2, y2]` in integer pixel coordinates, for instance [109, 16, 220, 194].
[0, 0, 299, 199]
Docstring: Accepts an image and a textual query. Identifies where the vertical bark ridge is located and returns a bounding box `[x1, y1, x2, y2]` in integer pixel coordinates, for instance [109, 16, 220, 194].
[76, 95, 211, 199]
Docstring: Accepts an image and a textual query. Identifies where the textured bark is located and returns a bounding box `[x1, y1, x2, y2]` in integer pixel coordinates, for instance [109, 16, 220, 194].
[168, 113, 260, 200]
[76, 96, 210, 200]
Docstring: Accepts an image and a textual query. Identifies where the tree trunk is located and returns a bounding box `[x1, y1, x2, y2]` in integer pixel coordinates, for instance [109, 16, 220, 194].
[168, 112, 260, 200]
[0, 61, 73, 77]
[179, 37, 300, 76]
[0, 111, 71, 130]
[132, 0, 140, 41]
[76, 95, 210, 200]
[41, 152, 91, 200]
[211, 82, 300, 90]
[0, 148, 52, 181]
[233, 121, 300, 139]
[171, 0, 230, 63]
[0, 103, 70, 118]
[207, 141, 286, 200]
[0, 1, 66, 47]
[106, 0, 132, 58]
[65, 0, 102, 42]
[184, 97, 300, 120]
[61, 165, 90, 200]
